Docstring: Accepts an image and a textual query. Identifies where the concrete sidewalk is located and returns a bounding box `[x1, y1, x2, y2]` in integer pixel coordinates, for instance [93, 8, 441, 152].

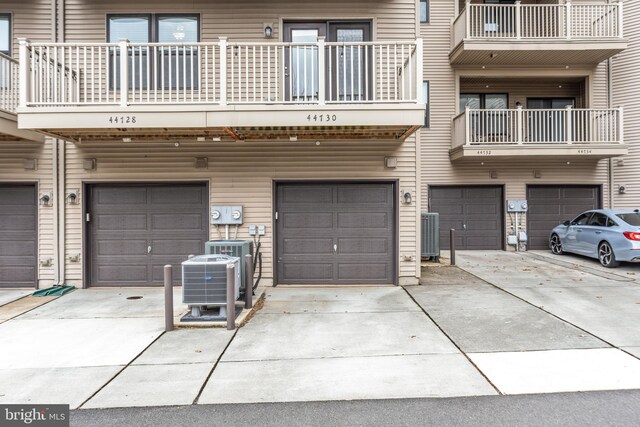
[0, 250, 639, 409]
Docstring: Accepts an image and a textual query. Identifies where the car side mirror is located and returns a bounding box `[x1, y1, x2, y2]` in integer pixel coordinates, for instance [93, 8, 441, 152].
[563, 220, 571, 226]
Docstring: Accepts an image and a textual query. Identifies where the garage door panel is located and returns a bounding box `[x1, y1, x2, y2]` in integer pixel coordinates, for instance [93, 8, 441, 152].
[90, 184, 208, 286]
[283, 238, 333, 255]
[527, 185, 600, 250]
[277, 183, 395, 285]
[338, 238, 388, 255]
[430, 186, 503, 250]
[338, 263, 388, 281]
[337, 212, 389, 229]
[337, 185, 390, 204]
[0, 185, 37, 288]
[151, 214, 202, 231]
[281, 185, 333, 204]
[150, 186, 205, 204]
[283, 263, 334, 281]
[97, 187, 147, 205]
[97, 214, 148, 231]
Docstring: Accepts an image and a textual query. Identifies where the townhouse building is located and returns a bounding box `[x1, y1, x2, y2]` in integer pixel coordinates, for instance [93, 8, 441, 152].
[0, 0, 635, 290]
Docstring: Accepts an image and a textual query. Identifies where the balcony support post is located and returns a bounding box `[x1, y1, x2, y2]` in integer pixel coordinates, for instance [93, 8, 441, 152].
[465, 0, 471, 39]
[465, 106, 471, 145]
[118, 39, 129, 108]
[565, 0, 572, 40]
[515, 2, 521, 40]
[618, 107, 624, 144]
[18, 38, 30, 109]
[416, 38, 424, 104]
[317, 37, 326, 106]
[219, 37, 228, 106]
[618, 0, 624, 38]
[565, 105, 572, 145]
[516, 106, 523, 144]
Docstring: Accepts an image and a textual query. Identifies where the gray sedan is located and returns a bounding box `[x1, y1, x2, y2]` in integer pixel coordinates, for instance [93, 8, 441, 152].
[549, 209, 640, 268]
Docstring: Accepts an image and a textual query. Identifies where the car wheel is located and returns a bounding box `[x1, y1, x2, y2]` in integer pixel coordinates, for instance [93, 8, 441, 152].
[550, 234, 564, 255]
[598, 242, 620, 268]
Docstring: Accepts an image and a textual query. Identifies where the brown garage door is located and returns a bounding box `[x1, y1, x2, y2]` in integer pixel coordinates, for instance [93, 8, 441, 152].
[276, 182, 396, 285]
[527, 185, 601, 250]
[0, 184, 37, 288]
[88, 184, 208, 286]
[429, 186, 503, 250]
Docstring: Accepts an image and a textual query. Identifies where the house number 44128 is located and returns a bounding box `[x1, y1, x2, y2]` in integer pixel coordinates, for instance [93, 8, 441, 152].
[108, 116, 137, 125]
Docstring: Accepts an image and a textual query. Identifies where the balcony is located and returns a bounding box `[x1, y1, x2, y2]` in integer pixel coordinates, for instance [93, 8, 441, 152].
[0, 54, 43, 142]
[451, 1, 627, 66]
[450, 107, 627, 161]
[16, 38, 425, 143]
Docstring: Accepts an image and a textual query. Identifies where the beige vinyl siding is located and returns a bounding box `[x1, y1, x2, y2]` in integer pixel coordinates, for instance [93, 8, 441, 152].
[64, 0, 417, 43]
[0, 141, 55, 287]
[612, 0, 639, 208]
[421, 0, 612, 248]
[3, 0, 53, 57]
[63, 138, 419, 285]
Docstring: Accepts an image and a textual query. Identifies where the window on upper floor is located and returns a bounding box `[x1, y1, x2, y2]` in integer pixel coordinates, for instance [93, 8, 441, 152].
[420, 0, 430, 24]
[423, 81, 430, 127]
[107, 14, 200, 90]
[0, 14, 10, 56]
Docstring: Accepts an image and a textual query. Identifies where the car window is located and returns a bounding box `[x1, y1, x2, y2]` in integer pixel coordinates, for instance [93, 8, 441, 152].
[571, 212, 592, 226]
[588, 213, 608, 227]
[616, 213, 640, 226]
[606, 217, 618, 227]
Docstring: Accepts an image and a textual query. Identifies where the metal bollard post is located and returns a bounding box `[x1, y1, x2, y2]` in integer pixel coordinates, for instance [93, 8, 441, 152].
[226, 263, 236, 331]
[450, 229, 456, 266]
[164, 264, 174, 332]
[244, 254, 253, 309]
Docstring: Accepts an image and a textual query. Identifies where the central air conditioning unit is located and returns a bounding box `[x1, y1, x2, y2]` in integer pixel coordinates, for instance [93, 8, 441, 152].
[182, 255, 241, 307]
[205, 240, 253, 290]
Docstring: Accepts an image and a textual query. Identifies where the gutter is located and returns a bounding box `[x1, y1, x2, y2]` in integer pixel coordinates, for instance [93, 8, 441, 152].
[607, 0, 614, 210]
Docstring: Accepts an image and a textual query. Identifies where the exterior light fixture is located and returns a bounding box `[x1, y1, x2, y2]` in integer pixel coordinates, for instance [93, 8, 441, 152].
[619, 185, 627, 194]
[65, 191, 79, 205]
[39, 193, 51, 206]
[264, 23, 273, 39]
[402, 190, 412, 204]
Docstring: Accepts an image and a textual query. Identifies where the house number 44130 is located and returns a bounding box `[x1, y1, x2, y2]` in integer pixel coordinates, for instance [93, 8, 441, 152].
[307, 114, 337, 123]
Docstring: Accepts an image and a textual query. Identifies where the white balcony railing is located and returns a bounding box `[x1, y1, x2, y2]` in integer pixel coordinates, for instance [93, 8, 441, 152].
[453, 107, 624, 148]
[0, 53, 19, 114]
[453, 1, 623, 46]
[18, 38, 423, 108]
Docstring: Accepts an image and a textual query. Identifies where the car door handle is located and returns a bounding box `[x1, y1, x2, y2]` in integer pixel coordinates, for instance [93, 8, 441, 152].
[595, 231, 602, 234]
[576, 229, 582, 232]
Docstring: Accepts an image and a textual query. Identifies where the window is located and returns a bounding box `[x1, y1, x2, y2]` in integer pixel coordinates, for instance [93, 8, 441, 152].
[423, 81, 430, 127]
[571, 212, 593, 226]
[420, 0, 429, 24]
[587, 213, 608, 227]
[0, 14, 10, 56]
[107, 14, 199, 90]
[616, 213, 640, 226]
[460, 93, 508, 112]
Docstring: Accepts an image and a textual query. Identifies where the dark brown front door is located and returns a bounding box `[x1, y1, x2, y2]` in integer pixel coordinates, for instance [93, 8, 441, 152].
[276, 182, 395, 285]
[527, 185, 601, 250]
[88, 183, 208, 286]
[0, 184, 37, 288]
[429, 186, 504, 250]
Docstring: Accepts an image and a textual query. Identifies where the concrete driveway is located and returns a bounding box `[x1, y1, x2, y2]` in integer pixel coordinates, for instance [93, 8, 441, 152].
[0, 250, 639, 409]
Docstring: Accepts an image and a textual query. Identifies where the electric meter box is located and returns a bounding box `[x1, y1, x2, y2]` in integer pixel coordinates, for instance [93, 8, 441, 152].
[210, 205, 244, 225]
[506, 200, 528, 213]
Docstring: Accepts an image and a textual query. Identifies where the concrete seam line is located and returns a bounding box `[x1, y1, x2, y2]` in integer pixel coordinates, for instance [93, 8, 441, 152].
[455, 264, 640, 363]
[193, 329, 239, 405]
[76, 331, 167, 409]
[401, 286, 503, 396]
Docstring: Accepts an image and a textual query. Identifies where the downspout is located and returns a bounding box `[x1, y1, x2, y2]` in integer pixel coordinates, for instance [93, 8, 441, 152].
[607, 0, 614, 210]
[50, 0, 62, 285]
[57, 0, 66, 284]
